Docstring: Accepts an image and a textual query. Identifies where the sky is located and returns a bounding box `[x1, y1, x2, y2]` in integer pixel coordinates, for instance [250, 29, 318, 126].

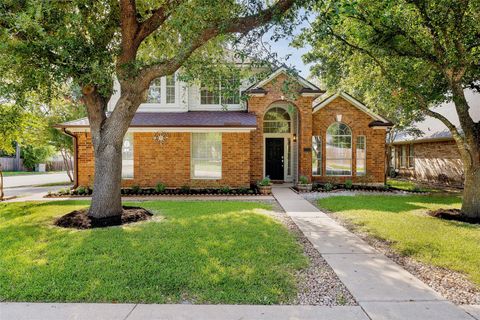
[261, 19, 312, 78]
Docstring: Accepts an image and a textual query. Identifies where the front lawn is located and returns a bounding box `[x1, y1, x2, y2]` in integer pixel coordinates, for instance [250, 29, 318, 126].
[317, 195, 480, 286]
[0, 200, 307, 304]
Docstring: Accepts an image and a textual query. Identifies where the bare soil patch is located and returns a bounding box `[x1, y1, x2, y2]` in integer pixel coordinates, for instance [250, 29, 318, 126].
[54, 206, 153, 229]
[428, 209, 480, 224]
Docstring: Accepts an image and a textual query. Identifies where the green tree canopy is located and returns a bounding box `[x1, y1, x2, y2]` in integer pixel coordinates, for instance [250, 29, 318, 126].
[298, 0, 480, 217]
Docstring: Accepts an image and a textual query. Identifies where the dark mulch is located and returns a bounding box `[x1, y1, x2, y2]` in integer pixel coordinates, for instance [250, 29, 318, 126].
[54, 206, 153, 229]
[428, 209, 480, 224]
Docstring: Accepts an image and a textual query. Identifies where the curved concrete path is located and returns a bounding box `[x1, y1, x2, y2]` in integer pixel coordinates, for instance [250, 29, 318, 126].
[272, 186, 474, 320]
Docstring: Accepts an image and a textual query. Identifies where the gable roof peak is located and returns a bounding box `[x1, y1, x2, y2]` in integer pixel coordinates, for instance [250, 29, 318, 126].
[313, 91, 392, 125]
[243, 67, 324, 96]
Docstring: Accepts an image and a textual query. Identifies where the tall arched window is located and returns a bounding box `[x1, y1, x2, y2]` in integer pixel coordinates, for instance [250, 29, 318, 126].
[263, 107, 291, 133]
[326, 123, 352, 176]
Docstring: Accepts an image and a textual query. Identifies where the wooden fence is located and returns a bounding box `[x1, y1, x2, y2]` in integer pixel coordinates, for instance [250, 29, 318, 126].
[0, 157, 72, 172]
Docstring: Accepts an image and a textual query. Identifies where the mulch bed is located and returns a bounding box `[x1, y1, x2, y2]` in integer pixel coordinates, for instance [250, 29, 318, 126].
[54, 206, 153, 229]
[428, 209, 480, 224]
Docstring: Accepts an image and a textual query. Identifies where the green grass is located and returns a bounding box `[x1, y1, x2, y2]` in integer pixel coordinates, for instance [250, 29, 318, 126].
[0, 200, 307, 304]
[387, 178, 437, 192]
[317, 195, 480, 286]
[2, 171, 60, 177]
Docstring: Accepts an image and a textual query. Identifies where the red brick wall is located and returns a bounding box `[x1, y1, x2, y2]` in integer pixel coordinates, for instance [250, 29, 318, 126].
[394, 140, 463, 186]
[311, 97, 387, 184]
[76, 132, 250, 188]
[247, 73, 315, 183]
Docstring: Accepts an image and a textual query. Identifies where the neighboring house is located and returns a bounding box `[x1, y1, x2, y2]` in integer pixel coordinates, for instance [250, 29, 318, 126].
[57, 68, 392, 188]
[390, 90, 480, 186]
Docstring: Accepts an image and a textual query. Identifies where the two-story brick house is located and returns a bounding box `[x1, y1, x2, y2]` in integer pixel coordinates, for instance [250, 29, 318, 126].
[57, 68, 392, 188]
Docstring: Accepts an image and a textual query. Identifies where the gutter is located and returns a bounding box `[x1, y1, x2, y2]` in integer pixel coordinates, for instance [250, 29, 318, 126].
[61, 128, 79, 189]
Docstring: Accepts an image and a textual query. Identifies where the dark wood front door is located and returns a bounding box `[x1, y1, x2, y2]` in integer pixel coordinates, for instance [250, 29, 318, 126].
[265, 138, 284, 180]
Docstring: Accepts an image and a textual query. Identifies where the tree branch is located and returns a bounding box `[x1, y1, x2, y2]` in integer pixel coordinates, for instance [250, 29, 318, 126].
[135, 0, 184, 47]
[137, 0, 298, 86]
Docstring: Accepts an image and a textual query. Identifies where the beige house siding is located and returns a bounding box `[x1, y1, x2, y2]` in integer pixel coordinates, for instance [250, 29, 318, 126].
[393, 139, 464, 186]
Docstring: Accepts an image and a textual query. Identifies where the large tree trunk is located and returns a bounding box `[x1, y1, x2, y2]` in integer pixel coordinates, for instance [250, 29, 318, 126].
[88, 136, 124, 219]
[449, 80, 480, 218]
[84, 85, 142, 220]
[461, 163, 480, 219]
[0, 164, 4, 201]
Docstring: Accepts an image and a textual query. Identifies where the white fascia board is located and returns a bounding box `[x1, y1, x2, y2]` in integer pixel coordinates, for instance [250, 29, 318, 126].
[254, 67, 319, 91]
[313, 92, 389, 123]
[66, 127, 256, 133]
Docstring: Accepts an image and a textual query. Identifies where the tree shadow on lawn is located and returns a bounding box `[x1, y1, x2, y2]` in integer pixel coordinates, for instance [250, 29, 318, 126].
[318, 194, 462, 214]
[0, 200, 306, 304]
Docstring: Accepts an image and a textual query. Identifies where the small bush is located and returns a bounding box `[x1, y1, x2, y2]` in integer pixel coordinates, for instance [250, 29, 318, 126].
[76, 186, 86, 195]
[258, 176, 271, 186]
[323, 182, 333, 192]
[180, 185, 190, 192]
[58, 188, 71, 196]
[344, 179, 353, 189]
[131, 185, 141, 194]
[155, 183, 166, 193]
[238, 187, 249, 194]
[299, 175, 309, 184]
[219, 186, 231, 194]
[412, 185, 422, 192]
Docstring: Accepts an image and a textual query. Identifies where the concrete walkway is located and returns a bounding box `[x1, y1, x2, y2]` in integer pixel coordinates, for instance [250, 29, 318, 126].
[272, 186, 474, 320]
[0, 303, 370, 320]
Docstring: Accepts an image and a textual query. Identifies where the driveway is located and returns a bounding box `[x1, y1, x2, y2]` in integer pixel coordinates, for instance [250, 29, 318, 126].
[2, 172, 72, 200]
[3, 172, 71, 188]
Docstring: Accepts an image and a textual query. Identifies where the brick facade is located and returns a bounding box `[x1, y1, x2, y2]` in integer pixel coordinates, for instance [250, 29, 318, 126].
[393, 140, 463, 186]
[248, 73, 315, 183]
[76, 132, 250, 188]
[74, 76, 388, 187]
[311, 97, 387, 184]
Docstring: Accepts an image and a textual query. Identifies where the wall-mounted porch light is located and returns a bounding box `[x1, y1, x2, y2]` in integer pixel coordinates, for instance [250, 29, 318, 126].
[293, 133, 297, 142]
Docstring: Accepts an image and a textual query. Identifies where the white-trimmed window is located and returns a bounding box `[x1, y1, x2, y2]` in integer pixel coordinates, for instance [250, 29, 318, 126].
[356, 136, 366, 176]
[326, 123, 352, 176]
[400, 145, 407, 168]
[312, 136, 322, 176]
[408, 144, 415, 169]
[191, 133, 222, 179]
[147, 78, 161, 103]
[221, 78, 240, 104]
[166, 75, 175, 104]
[200, 79, 240, 105]
[122, 133, 134, 179]
[200, 83, 220, 104]
[263, 107, 291, 133]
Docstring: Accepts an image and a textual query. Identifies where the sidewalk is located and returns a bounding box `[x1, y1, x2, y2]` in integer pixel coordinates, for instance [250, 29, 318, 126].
[0, 303, 369, 320]
[272, 186, 474, 320]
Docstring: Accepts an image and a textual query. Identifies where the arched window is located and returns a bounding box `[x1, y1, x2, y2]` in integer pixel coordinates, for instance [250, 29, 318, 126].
[326, 123, 352, 176]
[263, 107, 291, 133]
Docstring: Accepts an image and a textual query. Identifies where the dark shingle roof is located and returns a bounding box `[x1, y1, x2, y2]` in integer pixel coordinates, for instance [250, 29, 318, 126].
[57, 111, 257, 128]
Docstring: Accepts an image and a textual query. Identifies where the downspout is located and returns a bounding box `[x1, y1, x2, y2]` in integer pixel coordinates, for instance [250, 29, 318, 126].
[61, 128, 79, 189]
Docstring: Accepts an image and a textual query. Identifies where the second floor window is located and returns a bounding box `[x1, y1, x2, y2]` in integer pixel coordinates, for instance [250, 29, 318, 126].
[200, 83, 220, 104]
[166, 75, 175, 104]
[200, 78, 239, 105]
[147, 78, 162, 103]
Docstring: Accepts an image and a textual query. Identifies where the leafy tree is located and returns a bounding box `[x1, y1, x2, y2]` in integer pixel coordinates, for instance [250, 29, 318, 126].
[21, 145, 55, 170]
[298, 0, 480, 217]
[46, 96, 86, 182]
[1, 0, 302, 219]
